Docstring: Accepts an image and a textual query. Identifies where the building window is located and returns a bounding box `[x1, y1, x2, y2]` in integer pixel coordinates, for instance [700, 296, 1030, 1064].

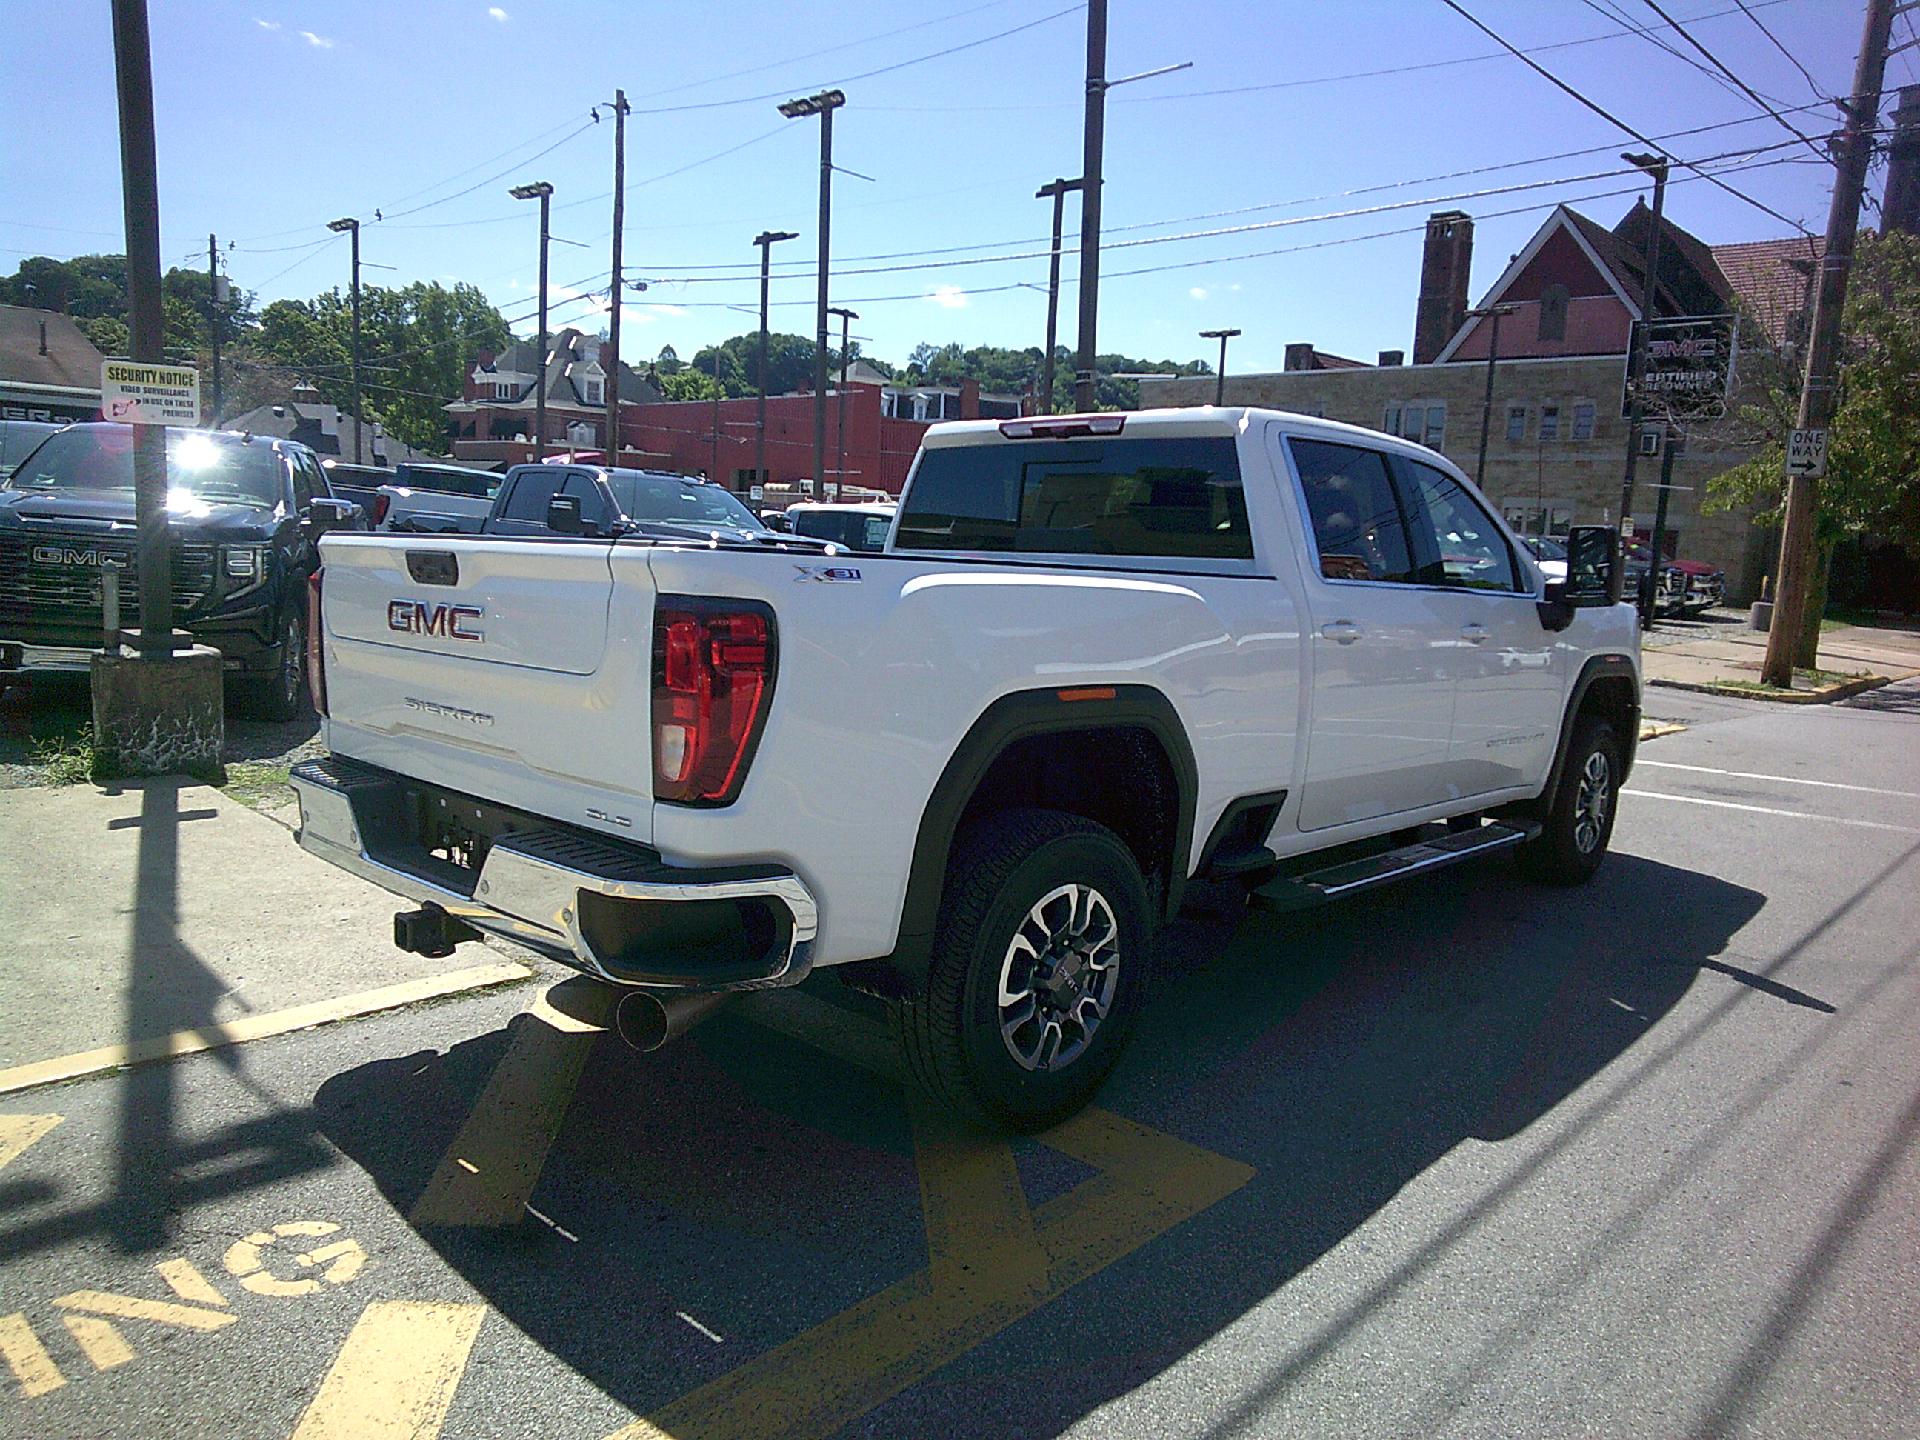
[1538, 283, 1569, 342]
[493, 382, 516, 401]
[1386, 402, 1445, 450]
[1506, 405, 1527, 442]
[583, 379, 604, 406]
[1571, 401, 1596, 441]
[1382, 405, 1400, 436]
[1539, 403, 1560, 441]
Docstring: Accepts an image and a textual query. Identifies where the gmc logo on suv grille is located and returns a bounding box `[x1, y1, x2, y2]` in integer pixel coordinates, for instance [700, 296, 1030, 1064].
[32, 546, 109, 567]
[388, 600, 484, 641]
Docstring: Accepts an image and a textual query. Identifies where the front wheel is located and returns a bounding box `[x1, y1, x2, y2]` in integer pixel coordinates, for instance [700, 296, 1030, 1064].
[1517, 716, 1620, 885]
[238, 609, 307, 723]
[892, 808, 1153, 1132]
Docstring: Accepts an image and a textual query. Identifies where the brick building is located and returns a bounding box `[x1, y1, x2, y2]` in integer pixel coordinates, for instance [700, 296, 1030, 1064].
[1142, 203, 1826, 602]
[444, 328, 662, 467]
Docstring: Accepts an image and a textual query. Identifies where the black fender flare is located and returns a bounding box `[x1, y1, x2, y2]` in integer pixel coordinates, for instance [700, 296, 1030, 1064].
[890, 684, 1199, 971]
[1541, 652, 1641, 801]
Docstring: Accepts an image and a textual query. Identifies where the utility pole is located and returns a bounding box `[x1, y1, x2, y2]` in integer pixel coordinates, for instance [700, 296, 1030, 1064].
[1036, 177, 1082, 414]
[1466, 302, 1517, 489]
[510, 181, 554, 461]
[1763, 0, 1894, 686]
[754, 229, 799, 488]
[779, 88, 846, 490]
[1199, 328, 1240, 405]
[326, 216, 362, 463]
[207, 232, 224, 427]
[829, 305, 857, 490]
[1073, 0, 1108, 414]
[606, 90, 629, 464]
[110, 0, 172, 653]
[1612, 151, 1669, 599]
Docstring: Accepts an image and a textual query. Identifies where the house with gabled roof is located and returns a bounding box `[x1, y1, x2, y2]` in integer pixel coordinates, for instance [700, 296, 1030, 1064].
[445, 327, 663, 466]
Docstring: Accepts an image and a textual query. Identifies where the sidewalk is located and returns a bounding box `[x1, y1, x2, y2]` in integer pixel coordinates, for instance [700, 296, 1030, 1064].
[0, 778, 533, 1092]
[1640, 618, 1920, 698]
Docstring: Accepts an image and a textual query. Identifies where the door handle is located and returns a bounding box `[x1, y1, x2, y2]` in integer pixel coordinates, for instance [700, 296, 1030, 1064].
[1320, 621, 1361, 645]
[1461, 623, 1490, 644]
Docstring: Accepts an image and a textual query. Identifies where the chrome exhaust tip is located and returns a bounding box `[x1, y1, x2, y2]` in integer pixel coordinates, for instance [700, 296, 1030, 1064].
[613, 990, 732, 1052]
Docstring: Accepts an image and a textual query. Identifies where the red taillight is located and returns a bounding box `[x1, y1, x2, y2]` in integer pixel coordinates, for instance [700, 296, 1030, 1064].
[306, 568, 328, 716]
[370, 492, 392, 526]
[652, 598, 776, 806]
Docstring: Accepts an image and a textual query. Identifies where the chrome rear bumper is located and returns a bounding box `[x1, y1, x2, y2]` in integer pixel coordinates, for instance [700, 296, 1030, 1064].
[291, 756, 816, 990]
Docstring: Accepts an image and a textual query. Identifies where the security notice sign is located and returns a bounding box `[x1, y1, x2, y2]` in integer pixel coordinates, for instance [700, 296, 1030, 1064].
[101, 360, 201, 426]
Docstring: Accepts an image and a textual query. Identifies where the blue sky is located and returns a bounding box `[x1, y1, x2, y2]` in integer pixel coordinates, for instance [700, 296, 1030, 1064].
[0, 0, 1881, 375]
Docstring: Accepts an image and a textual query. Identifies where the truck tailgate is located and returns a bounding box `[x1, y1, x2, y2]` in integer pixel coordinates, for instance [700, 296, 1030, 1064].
[315, 533, 657, 841]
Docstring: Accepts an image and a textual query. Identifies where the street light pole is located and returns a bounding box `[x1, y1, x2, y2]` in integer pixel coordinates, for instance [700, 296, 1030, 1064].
[1465, 302, 1517, 490]
[1199, 328, 1240, 405]
[1036, 177, 1082, 415]
[754, 229, 799, 488]
[779, 88, 846, 491]
[326, 216, 362, 464]
[510, 181, 554, 462]
[1613, 151, 1669, 600]
[606, 90, 629, 464]
[207, 232, 224, 427]
[829, 305, 857, 491]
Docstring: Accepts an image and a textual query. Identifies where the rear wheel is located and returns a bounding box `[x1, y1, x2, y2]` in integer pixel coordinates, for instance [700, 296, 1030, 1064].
[892, 808, 1153, 1132]
[1517, 715, 1620, 885]
[238, 609, 306, 722]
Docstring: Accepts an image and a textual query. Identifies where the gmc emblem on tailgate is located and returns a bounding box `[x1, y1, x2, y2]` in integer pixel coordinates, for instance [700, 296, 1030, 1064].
[388, 600, 484, 641]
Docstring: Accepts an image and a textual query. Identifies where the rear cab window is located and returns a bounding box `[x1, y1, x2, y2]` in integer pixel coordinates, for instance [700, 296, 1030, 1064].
[895, 435, 1254, 565]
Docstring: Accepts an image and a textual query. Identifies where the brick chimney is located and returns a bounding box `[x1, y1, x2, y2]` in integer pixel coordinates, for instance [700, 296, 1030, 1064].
[1378, 349, 1404, 367]
[1413, 210, 1474, 365]
[1283, 343, 1317, 372]
[959, 377, 980, 419]
[1884, 85, 1920, 237]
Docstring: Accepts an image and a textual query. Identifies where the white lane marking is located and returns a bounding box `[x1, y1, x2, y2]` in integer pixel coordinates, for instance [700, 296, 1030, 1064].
[1636, 760, 1920, 801]
[1624, 789, 1920, 834]
[676, 1311, 725, 1344]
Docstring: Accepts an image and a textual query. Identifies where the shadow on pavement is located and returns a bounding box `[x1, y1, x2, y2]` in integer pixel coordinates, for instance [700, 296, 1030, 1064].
[313, 849, 1764, 1437]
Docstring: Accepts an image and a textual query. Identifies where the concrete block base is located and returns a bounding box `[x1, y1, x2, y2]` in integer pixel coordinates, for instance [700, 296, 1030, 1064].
[90, 645, 225, 783]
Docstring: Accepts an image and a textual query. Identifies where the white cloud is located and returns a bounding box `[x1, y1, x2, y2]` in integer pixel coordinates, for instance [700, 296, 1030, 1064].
[1229, 283, 1243, 293]
[1188, 287, 1209, 301]
[254, 19, 281, 31]
[488, 6, 509, 19]
[299, 29, 334, 47]
[926, 285, 969, 310]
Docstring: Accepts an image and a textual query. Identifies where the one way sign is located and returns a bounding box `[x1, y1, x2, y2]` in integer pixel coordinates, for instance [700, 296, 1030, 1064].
[1785, 428, 1828, 477]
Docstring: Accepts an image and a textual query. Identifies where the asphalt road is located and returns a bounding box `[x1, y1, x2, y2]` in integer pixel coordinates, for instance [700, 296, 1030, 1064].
[2, 682, 1916, 1440]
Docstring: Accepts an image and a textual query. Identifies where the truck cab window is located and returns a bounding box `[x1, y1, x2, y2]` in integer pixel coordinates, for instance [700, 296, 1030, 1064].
[1287, 438, 1415, 583]
[500, 469, 563, 522]
[1398, 459, 1520, 592]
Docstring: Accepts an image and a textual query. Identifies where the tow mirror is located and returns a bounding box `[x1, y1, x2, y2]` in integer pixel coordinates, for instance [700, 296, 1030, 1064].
[307, 497, 357, 530]
[547, 494, 586, 535]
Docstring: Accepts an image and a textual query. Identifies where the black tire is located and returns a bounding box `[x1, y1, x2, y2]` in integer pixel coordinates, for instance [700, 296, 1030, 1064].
[239, 609, 307, 723]
[892, 808, 1153, 1133]
[1518, 716, 1621, 885]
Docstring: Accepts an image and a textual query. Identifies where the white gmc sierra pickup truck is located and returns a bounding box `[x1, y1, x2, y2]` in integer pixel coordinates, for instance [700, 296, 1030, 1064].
[291, 407, 1640, 1130]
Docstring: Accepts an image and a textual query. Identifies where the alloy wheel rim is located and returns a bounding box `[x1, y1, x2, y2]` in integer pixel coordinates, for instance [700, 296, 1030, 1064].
[996, 882, 1120, 1073]
[1573, 749, 1611, 853]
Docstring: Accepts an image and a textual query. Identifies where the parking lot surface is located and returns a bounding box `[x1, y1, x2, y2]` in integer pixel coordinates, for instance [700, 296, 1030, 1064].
[2, 682, 1916, 1438]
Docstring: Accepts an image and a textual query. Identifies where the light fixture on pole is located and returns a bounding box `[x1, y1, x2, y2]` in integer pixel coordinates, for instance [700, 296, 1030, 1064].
[1464, 302, 1517, 490]
[1198, 328, 1241, 406]
[326, 217, 363, 463]
[753, 229, 799, 489]
[1035, 177, 1083, 415]
[828, 305, 858, 493]
[509, 181, 554, 462]
[1614, 150, 1669, 601]
[778, 88, 846, 491]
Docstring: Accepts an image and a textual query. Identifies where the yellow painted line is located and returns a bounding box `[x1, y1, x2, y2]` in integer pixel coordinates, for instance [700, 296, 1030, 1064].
[1639, 721, 1688, 741]
[155, 1258, 230, 1308]
[606, 1103, 1255, 1440]
[408, 1001, 597, 1227]
[910, 1103, 1048, 1301]
[52, 1291, 237, 1333]
[0, 1112, 62, 1171]
[290, 1300, 487, 1440]
[0, 962, 531, 1096]
[61, 1315, 135, 1372]
[0, 1312, 66, 1398]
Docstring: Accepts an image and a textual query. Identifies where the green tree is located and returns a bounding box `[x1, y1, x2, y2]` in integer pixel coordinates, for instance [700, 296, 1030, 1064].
[0, 253, 259, 364]
[654, 344, 683, 375]
[656, 366, 721, 402]
[1706, 231, 1920, 663]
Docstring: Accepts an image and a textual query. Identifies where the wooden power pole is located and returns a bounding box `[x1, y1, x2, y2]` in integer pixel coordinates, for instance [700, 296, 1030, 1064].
[606, 90, 628, 464]
[1762, 0, 1895, 687]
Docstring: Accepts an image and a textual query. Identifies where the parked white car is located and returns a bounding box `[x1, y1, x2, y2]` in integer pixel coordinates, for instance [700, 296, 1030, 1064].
[293, 407, 1640, 1129]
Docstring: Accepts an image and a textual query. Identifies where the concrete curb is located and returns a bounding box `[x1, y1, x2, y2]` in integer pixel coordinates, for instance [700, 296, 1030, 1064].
[1645, 673, 1893, 705]
[1638, 721, 1689, 740]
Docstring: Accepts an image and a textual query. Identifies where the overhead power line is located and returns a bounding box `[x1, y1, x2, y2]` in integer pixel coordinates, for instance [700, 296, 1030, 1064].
[1732, 0, 1829, 101]
[1434, 0, 1813, 235]
[1632, 0, 1832, 161]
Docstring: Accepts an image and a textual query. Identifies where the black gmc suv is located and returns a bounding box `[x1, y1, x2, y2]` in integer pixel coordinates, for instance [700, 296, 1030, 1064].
[0, 423, 356, 719]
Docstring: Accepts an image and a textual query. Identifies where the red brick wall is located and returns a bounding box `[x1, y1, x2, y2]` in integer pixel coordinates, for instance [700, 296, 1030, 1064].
[621, 387, 929, 494]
